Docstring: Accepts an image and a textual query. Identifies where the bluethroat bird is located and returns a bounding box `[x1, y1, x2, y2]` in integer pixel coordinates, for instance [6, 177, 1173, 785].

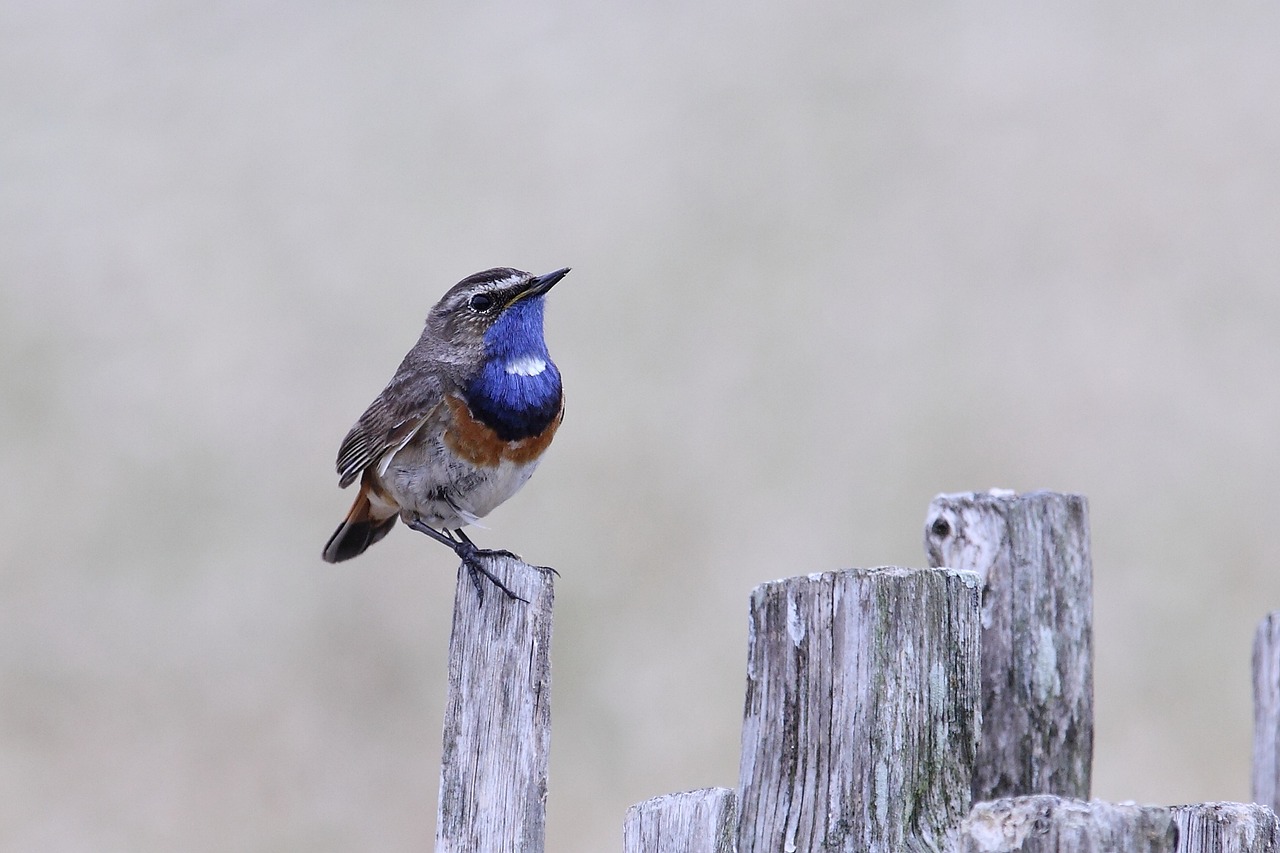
[322, 267, 569, 601]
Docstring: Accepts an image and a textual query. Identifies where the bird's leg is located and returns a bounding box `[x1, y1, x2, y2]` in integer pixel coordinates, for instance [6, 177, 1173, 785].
[404, 516, 525, 603]
[404, 516, 462, 550]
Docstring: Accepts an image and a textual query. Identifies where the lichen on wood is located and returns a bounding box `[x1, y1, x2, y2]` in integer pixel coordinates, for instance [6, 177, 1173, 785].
[925, 490, 1093, 801]
[736, 567, 981, 852]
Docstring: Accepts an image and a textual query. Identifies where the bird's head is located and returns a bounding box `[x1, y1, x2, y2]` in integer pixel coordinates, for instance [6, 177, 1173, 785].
[426, 267, 569, 368]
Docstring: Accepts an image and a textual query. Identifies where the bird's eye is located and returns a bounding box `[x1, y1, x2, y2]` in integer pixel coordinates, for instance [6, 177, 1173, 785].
[468, 293, 494, 312]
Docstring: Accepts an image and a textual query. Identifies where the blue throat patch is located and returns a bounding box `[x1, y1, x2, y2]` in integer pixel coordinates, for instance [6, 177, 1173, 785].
[464, 296, 562, 442]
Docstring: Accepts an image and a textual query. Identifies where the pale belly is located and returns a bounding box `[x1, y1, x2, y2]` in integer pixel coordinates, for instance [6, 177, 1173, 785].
[376, 434, 543, 531]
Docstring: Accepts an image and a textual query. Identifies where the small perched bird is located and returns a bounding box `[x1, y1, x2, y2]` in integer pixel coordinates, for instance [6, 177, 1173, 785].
[323, 267, 569, 600]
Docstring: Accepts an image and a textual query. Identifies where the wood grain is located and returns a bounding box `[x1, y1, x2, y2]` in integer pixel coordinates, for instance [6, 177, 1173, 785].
[952, 796, 1175, 852]
[1254, 613, 1280, 813]
[926, 490, 1093, 801]
[623, 787, 737, 853]
[736, 567, 981, 852]
[435, 556, 554, 853]
[1172, 802, 1279, 853]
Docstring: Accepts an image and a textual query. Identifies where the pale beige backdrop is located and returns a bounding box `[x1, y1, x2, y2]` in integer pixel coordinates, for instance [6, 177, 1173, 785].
[4, 1, 1279, 850]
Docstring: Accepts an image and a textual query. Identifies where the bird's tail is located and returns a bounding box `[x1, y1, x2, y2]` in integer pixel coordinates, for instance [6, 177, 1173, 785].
[322, 479, 399, 563]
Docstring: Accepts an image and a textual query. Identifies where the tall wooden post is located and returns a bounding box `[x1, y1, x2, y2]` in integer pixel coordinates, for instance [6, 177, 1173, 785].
[925, 490, 1093, 801]
[1254, 613, 1280, 812]
[435, 558, 554, 853]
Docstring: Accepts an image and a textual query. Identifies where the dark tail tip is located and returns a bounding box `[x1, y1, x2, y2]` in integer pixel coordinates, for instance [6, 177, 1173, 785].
[322, 515, 398, 563]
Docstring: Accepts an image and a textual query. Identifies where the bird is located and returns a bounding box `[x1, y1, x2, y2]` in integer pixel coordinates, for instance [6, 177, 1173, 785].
[322, 266, 569, 601]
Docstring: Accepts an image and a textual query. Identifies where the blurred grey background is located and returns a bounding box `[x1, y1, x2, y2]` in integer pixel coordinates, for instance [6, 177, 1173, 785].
[4, 0, 1279, 850]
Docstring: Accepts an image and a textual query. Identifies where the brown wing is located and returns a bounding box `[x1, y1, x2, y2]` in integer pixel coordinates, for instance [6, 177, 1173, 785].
[335, 368, 445, 488]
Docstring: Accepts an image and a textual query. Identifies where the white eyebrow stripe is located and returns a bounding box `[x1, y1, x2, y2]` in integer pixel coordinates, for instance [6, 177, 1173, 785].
[505, 355, 547, 377]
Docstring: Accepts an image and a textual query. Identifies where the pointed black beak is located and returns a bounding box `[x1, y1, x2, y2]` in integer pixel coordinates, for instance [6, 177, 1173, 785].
[525, 267, 570, 298]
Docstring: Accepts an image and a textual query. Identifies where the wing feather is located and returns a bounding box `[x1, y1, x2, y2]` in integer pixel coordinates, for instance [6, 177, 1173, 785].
[335, 369, 445, 488]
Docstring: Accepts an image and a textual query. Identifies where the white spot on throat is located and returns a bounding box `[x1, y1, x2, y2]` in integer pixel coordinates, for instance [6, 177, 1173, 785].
[505, 355, 547, 377]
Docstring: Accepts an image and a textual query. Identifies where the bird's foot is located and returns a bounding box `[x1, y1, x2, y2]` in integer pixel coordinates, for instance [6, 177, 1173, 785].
[454, 540, 527, 604]
[402, 515, 552, 601]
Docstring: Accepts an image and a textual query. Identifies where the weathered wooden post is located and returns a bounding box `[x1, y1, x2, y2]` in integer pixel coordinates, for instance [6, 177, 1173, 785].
[735, 567, 982, 852]
[623, 787, 737, 853]
[925, 490, 1093, 801]
[1172, 802, 1279, 853]
[1254, 613, 1280, 813]
[435, 557, 554, 853]
[617, 489, 1280, 850]
[951, 797, 1176, 852]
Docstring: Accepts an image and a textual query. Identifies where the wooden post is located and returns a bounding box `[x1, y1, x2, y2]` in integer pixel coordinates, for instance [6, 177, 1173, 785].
[952, 796, 1176, 852]
[435, 557, 554, 853]
[623, 787, 737, 853]
[736, 567, 982, 853]
[1172, 802, 1279, 853]
[925, 490, 1093, 801]
[1254, 613, 1280, 811]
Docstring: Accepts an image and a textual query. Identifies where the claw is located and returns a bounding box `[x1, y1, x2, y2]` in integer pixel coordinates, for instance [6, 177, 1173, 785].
[455, 540, 527, 603]
[403, 515, 540, 603]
